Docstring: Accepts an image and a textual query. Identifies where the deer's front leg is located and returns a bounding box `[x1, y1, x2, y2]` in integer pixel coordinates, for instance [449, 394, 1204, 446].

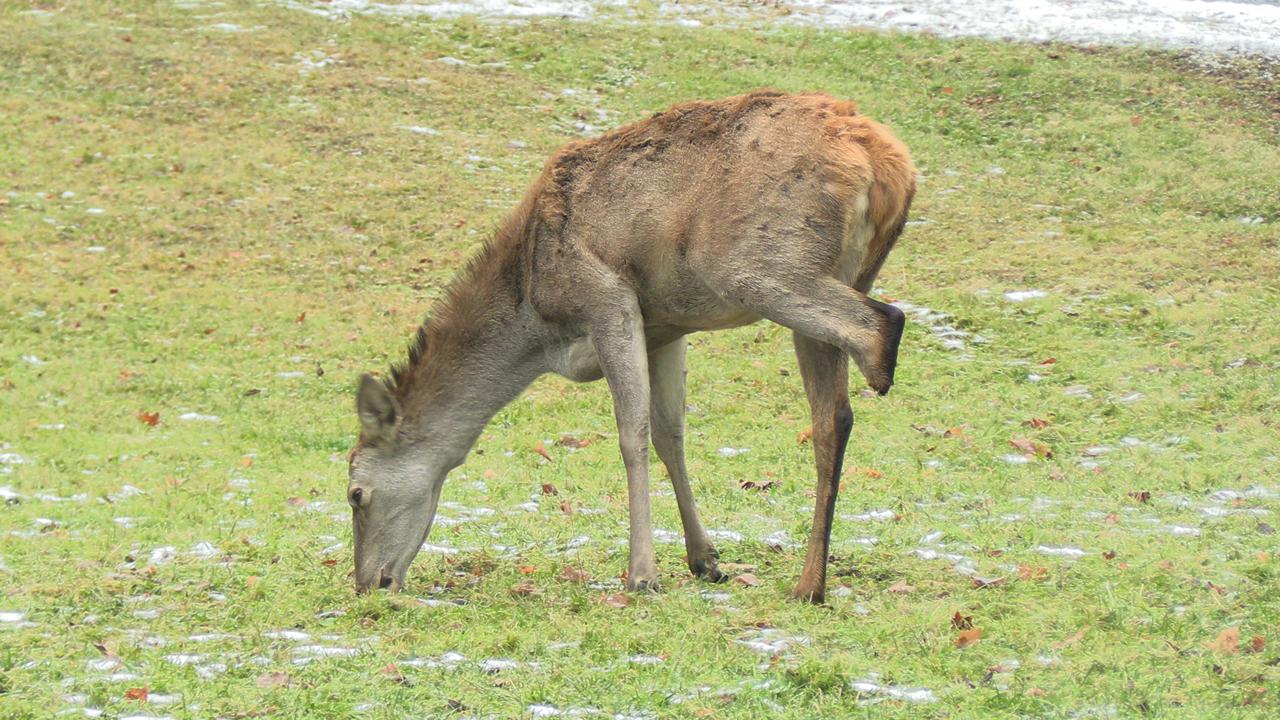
[590, 294, 660, 592]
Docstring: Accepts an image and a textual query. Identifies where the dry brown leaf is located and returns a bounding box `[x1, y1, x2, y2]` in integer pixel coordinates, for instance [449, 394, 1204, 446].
[951, 611, 974, 630]
[556, 435, 593, 449]
[1023, 417, 1050, 429]
[1026, 687, 1047, 698]
[1247, 635, 1266, 654]
[510, 581, 539, 597]
[955, 628, 982, 648]
[255, 671, 291, 688]
[600, 593, 631, 608]
[796, 427, 813, 445]
[733, 573, 761, 587]
[1209, 627, 1240, 656]
[972, 576, 1007, 589]
[559, 499, 573, 515]
[1017, 565, 1049, 582]
[136, 410, 160, 427]
[1039, 357, 1058, 365]
[943, 426, 967, 439]
[1010, 437, 1052, 458]
[540, 483, 558, 495]
[285, 496, 307, 507]
[559, 566, 589, 583]
[739, 479, 776, 491]
[1052, 628, 1086, 650]
[887, 581, 915, 594]
[124, 686, 148, 701]
[1128, 490, 1151, 503]
[295, 312, 306, 323]
[518, 565, 537, 575]
[532, 442, 552, 461]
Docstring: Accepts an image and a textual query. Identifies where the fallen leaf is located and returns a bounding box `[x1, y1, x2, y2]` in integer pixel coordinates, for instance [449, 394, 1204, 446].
[285, 496, 307, 507]
[559, 499, 573, 515]
[1128, 490, 1151, 504]
[972, 576, 1006, 589]
[518, 565, 537, 575]
[1052, 628, 1086, 650]
[600, 592, 631, 608]
[733, 573, 761, 587]
[1009, 437, 1052, 458]
[1129, 115, 1143, 126]
[951, 611, 973, 630]
[1039, 357, 1058, 365]
[136, 410, 160, 427]
[941, 86, 954, 95]
[240, 456, 254, 468]
[1247, 636, 1266, 654]
[887, 581, 915, 594]
[943, 426, 967, 439]
[1102, 550, 1118, 560]
[556, 435, 592, 449]
[295, 312, 306, 323]
[255, 671, 291, 688]
[955, 628, 982, 648]
[1017, 565, 1049, 582]
[540, 483, 558, 495]
[796, 427, 813, 445]
[559, 566, 589, 583]
[1023, 417, 1050, 429]
[245, 575, 259, 589]
[510, 581, 539, 597]
[739, 479, 776, 491]
[124, 687, 148, 702]
[1026, 687, 1047, 698]
[532, 442, 552, 461]
[483, 469, 497, 480]
[321, 558, 337, 567]
[1209, 627, 1240, 656]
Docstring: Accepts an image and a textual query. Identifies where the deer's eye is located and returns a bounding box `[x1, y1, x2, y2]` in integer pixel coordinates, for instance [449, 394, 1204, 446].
[348, 487, 366, 508]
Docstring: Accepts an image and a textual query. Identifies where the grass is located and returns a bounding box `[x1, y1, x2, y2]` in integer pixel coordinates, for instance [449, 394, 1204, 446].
[2, 1, 1279, 717]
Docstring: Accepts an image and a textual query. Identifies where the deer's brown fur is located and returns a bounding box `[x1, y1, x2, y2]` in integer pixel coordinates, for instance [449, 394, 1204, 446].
[350, 90, 915, 602]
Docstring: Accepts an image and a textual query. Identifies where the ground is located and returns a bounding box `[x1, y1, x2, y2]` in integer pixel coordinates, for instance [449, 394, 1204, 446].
[2, 2, 1279, 719]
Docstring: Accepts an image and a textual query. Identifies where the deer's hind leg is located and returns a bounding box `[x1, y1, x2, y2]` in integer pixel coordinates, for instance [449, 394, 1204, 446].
[716, 274, 904, 396]
[648, 338, 725, 583]
[790, 332, 854, 604]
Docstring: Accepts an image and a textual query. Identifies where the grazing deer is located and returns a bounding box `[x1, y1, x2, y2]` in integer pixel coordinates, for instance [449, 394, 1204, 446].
[348, 90, 915, 603]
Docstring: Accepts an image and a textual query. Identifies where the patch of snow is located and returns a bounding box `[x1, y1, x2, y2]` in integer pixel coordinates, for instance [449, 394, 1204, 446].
[1003, 289, 1047, 302]
[1036, 545, 1086, 558]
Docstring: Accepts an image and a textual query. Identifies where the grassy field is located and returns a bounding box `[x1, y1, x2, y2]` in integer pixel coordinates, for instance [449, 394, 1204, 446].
[2, 1, 1279, 718]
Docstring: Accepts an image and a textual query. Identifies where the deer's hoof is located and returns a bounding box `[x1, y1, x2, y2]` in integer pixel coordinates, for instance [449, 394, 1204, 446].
[627, 577, 662, 593]
[690, 557, 727, 583]
[790, 584, 826, 605]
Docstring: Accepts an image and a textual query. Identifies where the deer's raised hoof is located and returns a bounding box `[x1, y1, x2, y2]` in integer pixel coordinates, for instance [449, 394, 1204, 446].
[627, 577, 662, 593]
[863, 298, 906, 395]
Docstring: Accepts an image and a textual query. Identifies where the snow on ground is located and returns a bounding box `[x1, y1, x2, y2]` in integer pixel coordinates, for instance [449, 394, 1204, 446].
[268, 0, 1280, 58]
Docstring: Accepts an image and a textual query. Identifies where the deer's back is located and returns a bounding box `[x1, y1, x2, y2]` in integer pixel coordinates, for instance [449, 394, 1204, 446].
[527, 90, 915, 329]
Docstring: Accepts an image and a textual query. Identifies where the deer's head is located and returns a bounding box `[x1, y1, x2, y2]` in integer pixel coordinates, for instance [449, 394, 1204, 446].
[347, 375, 444, 593]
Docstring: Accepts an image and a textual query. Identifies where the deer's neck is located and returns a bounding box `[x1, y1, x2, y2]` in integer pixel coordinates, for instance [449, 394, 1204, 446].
[393, 248, 544, 471]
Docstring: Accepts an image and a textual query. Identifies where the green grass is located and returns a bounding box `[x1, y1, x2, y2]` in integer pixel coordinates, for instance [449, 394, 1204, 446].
[2, 1, 1279, 718]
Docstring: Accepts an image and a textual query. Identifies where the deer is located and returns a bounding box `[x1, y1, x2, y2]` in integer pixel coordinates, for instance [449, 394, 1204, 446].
[347, 90, 916, 603]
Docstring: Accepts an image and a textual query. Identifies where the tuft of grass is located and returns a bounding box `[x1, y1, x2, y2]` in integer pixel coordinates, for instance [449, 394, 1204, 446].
[1, 2, 1278, 718]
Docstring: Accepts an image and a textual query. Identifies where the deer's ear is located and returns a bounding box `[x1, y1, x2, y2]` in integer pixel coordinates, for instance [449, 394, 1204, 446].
[356, 374, 400, 442]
